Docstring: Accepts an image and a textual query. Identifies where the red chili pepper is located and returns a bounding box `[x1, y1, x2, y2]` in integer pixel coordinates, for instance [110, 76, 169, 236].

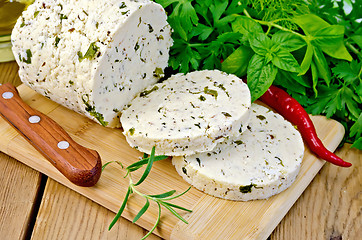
[259, 85, 352, 167]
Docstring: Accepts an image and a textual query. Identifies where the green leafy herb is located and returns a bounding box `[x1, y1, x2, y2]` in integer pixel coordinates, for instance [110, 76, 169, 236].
[102, 147, 192, 239]
[239, 183, 256, 193]
[129, 127, 135, 135]
[78, 42, 100, 62]
[19, 49, 32, 64]
[55, 36, 60, 47]
[222, 112, 232, 117]
[60, 13, 67, 20]
[82, 96, 108, 126]
[203, 86, 218, 99]
[119, 2, 127, 9]
[140, 86, 159, 97]
[155, 0, 362, 149]
[20, 17, 25, 27]
[153, 67, 164, 78]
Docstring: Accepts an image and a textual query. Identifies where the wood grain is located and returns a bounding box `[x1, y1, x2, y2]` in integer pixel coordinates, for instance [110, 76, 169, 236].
[0, 83, 102, 187]
[31, 179, 161, 240]
[270, 145, 361, 240]
[0, 152, 43, 240]
[0, 62, 44, 240]
[0, 61, 21, 86]
[0, 84, 347, 240]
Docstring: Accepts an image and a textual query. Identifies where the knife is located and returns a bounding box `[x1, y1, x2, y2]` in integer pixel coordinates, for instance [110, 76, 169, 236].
[0, 83, 102, 187]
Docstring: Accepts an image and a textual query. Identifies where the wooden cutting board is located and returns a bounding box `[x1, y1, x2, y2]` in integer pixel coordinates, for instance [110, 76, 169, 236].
[0, 84, 345, 240]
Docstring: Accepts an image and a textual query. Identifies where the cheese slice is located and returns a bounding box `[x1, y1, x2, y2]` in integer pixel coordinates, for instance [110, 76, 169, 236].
[121, 70, 251, 156]
[11, 0, 172, 127]
[172, 103, 304, 201]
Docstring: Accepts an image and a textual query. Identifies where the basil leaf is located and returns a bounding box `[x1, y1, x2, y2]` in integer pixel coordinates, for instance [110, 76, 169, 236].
[221, 45, 253, 77]
[274, 70, 307, 95]
[313, 47, 331, 86]
[293, 14, 330, 35]
[249, 33, 275, 56]
[247, 54, 278, 102]
[271, 31, 306, 52]
[272, 48, 301, 73]
[232, 16, 263, 42]
[312, 25, 352, 61]
[299, 43, 314, 75]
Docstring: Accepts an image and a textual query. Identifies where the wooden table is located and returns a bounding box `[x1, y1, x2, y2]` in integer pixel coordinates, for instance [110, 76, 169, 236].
[0, 61, 360, 240]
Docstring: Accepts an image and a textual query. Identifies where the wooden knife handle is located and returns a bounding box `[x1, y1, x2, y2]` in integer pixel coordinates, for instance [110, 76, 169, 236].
[0, 83, 102, 187]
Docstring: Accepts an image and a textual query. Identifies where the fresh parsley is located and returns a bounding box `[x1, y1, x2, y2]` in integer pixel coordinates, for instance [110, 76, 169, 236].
[155, 0, 362, 149]
[102, 147, 192, 239]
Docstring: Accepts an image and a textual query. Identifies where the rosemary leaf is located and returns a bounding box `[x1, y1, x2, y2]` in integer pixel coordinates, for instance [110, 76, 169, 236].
[149, 190, 176, 198]
[141, 202, 161, 240]
[102, 161, 124, 171]
[103, 146, 192, 238]
[127, 155, 168, 172]
[133, 199, 150, 223]
[161, 202, 189, 224]
[109, 186, 132, 230]
[134, 146, 155, 186]
[161, 201, 192, 213]
[162, 186, 192, 200]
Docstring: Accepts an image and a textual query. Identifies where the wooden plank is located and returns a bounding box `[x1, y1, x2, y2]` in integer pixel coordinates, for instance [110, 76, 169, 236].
[270, 145, 362, 240]
[0, 148, 43, 239]
[31, 179, 161, 240]
[0, 85, 347, 240]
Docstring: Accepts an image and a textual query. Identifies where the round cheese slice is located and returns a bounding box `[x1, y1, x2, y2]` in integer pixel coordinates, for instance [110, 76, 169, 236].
[172, 103, 304, 201]
[11, 0, 172, 127]
[121, 70, 251, 156]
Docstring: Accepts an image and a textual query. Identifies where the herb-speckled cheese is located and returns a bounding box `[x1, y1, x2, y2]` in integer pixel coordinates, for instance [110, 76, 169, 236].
[11, 0, 172, 127]
[172, 103, 304, 201]
[121, 70, 251, 156]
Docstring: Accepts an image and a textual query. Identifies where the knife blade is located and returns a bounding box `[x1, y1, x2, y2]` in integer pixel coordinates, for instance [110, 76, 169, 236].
[0, 83, 102, 187]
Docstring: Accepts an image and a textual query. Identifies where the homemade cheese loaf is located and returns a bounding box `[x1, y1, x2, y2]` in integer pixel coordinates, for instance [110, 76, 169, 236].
[11, 0, 172, 127]
[121, 70, 251, 156]
[172, 103, 304, 201]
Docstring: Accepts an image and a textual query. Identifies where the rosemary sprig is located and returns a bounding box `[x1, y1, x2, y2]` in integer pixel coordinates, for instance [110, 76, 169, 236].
[102, 147, 192, 239]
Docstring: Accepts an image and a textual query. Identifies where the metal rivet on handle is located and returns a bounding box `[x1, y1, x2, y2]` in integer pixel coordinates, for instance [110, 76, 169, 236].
[2, 92, 14, 99]
[57, 141, 70, 150]
[28, 115, 41, 124]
